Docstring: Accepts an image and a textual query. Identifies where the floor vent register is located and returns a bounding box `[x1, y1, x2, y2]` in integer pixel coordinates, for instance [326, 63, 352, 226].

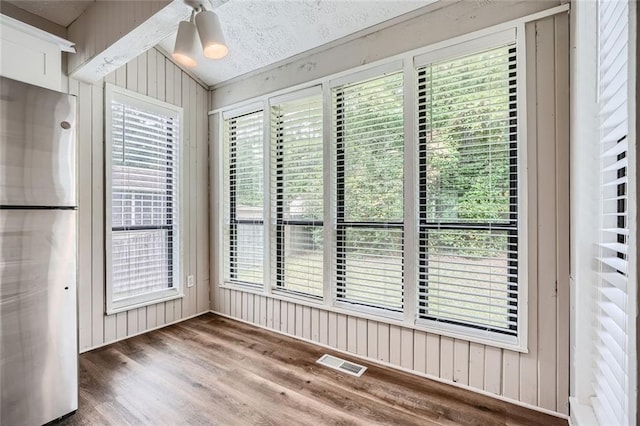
[316, 354, 367, 377]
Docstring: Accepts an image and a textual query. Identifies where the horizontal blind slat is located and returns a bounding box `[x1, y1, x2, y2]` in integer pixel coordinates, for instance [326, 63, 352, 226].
[598, 256, 628, 273]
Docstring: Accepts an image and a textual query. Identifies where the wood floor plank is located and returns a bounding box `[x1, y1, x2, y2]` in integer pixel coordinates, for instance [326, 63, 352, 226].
[60, 313, 567, 426]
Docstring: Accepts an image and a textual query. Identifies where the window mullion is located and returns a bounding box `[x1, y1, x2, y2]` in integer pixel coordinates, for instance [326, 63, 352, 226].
[323, 83, 334, 306]
[403, 60, 418, 325]
[515, 21, 529, 351]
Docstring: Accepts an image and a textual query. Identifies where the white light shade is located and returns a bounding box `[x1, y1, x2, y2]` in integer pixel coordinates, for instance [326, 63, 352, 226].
[195, 10, 228, 59]
[172, 20, 199, 68]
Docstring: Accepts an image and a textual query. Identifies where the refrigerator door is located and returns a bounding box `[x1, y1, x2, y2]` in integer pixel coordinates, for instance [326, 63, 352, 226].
[0, 77, 76, 207]
[0, 210, 78, 426]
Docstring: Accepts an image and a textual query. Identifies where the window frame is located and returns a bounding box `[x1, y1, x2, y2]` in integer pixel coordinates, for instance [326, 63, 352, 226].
[222, 104, 267, 289]
[413, 29, 527, 348]
[269, 87, 325, 298]
[330, 70, 406, 317]
[214, 26, 529, 352]
[105, 83, 184, 314]
[227, 115, 264, 286]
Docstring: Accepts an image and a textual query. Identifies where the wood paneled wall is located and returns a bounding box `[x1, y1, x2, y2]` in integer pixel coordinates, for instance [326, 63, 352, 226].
[210, 15, 569, 415]
[71, 48, 210, 353]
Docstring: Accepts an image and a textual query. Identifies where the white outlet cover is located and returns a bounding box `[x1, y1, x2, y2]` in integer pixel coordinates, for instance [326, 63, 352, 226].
[187, 275, 194, 287]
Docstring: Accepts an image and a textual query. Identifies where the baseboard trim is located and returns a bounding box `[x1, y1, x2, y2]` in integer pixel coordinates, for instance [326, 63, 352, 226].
[209, 310, 569, 421]
[79, 311, 208, 354]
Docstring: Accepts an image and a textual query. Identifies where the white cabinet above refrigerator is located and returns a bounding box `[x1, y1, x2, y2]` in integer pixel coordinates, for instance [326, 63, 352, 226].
[0, 14, 75, 92]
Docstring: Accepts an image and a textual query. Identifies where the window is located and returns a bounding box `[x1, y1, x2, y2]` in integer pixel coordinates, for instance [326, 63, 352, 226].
[105, 84, 182, 313]
[271, 90, 324, 297]
[217, 29, 527, 348]
[224, 110, 264, 287]
[332, 71, 404, 312]
[415, 41, 520, 338]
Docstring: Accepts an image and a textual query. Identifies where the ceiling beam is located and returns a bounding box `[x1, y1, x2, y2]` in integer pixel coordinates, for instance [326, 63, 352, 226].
[68, 0, 191, 83]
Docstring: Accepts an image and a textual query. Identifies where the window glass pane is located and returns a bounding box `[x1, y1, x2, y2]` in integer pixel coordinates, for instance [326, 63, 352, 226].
[109, 93, 179, 307]
[112, 192, 173, 228]
[224, 110, 264, 287]
[231, 223, 264, 284]
[274, 96, 323, 221]
[277, 225, 323, 297]
[418, 228, 517, 333]
[421, 47, 515, 223]
[272, 94, 323, 296]
[334, 72, 405, 312]
[232, 113, 264, 217]
[112, 229, 172, 301]
[417, 43, 519, 336]
[336, 73, 404, 222]
[337, 227, 404, 311]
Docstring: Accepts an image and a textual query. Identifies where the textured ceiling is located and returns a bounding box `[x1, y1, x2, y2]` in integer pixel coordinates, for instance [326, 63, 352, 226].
[158, 0, 435, 86]
[6, 0, 94, 27]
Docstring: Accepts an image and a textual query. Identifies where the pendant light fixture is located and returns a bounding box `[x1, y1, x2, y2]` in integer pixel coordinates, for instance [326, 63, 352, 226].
[172, 10, 199, 68]
[195, 10, 228, 59]
[172, 4, 229, 67]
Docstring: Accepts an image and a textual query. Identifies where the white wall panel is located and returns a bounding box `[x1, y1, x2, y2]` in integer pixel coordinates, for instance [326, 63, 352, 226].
[73, 48, 209, 353]
[468, 343, 485, 389]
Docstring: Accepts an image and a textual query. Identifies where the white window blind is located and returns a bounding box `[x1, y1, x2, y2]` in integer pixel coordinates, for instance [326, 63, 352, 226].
[224, 110, 265, 287]
[271, 92, 324, 297]
[332, 72, 404, 312]
[593, 0, 632, 424]
[416, 43, 519, 338]
[107, 86, 181, 312]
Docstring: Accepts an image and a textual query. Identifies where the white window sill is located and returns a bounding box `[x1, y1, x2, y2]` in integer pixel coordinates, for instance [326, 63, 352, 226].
[106, 289, 183, 315]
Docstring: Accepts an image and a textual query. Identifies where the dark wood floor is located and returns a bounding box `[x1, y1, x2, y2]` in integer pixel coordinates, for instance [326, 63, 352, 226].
[59, 313, 567, 425]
